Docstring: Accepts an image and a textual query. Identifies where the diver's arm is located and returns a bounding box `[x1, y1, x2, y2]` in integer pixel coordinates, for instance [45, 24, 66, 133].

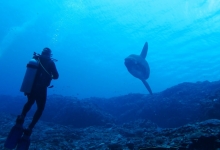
[50, 62, 59, 79]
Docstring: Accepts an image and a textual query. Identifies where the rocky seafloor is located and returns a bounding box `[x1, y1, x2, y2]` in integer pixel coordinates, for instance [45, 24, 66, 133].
[1, 80, 220, 149]
[0, 113, 220, 149]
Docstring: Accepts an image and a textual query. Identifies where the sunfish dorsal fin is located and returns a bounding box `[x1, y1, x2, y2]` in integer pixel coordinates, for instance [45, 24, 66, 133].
[140, 42, 148, 59]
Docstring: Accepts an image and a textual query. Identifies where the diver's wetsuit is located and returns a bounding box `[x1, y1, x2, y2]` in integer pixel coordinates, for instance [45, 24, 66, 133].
[21, 55, 59, 129]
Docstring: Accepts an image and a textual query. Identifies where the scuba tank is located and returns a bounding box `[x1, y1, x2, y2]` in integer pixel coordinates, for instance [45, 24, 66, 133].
[20, 58, 39, 93]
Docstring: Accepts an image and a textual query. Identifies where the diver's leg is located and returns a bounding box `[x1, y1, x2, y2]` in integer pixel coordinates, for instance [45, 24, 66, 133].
[16, 93, 37, 149]
[28, 87, 47, 130]
[20, 94, 35, 118]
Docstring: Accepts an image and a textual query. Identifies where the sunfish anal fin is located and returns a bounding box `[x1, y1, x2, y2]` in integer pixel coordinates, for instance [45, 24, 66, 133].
[141, 80, 153, 95]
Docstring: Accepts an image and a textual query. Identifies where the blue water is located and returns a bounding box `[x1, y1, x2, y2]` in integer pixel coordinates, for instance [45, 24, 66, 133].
[0, 0, 220, 99]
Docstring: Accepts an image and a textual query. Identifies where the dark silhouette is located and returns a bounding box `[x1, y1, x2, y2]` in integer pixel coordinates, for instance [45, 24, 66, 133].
[19, 48, 59, 134]
[4, 47, 59, 149]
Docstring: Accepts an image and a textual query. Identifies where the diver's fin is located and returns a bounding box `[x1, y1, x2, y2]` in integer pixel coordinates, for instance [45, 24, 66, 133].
[141, 80, 153, 95]
[4, 124, 24, 149]
[16, 135, 31, 150]
[140, 42, 148, 59]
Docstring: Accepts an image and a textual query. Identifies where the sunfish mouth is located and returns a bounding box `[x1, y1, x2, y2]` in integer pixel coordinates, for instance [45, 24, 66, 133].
[124, 58, 137, 65]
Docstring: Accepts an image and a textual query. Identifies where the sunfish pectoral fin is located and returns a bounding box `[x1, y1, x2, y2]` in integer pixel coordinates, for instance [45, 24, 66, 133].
[140, 42, 148, 59]
[141, 80, 153, 95]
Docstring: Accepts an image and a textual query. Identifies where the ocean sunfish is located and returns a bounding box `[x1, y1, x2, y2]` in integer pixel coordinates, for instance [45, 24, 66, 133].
[124, 42, 152, 95]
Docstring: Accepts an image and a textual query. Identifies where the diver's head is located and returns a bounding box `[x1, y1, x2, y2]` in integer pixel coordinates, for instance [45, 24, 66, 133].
[41, 47, 52, 57]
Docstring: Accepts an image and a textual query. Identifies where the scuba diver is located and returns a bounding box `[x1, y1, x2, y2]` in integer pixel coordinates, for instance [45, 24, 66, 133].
[4, 48, 59, 149]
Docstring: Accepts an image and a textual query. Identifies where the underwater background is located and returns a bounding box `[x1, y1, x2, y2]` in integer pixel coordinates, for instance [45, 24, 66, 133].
[1, 1, 220, 149]
[1, 0, 220, 99]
